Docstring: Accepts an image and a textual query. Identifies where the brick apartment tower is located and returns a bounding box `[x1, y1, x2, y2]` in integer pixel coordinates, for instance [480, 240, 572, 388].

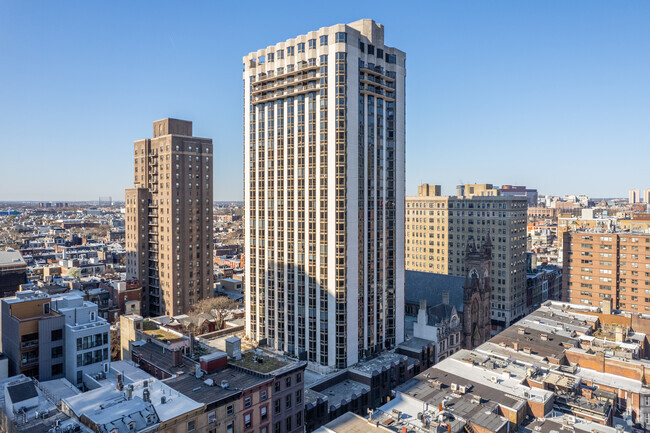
[126, 119, 214, 317]
[243, 19, 406, 368]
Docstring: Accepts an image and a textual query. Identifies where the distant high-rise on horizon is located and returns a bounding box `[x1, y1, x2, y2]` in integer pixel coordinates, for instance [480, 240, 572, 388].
[126, 119, 214, 317]
[243, 19, 406, 368]
[629, 188, 640, 204]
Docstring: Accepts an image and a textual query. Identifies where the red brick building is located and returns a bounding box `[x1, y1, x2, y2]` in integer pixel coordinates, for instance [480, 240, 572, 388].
[563, 231, 650, 313]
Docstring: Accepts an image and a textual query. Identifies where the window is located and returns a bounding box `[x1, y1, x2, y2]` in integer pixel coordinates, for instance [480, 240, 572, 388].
[296, 411, 302, 426]
[287, 46, 294, 56]
[51, 363, 63, 376]
[51, 329, 62, 341]
[275, 381, 281, 392]
[296, 372, 301, 383]
[296, 390, 302, 404]
[129, 422, 136, 431]
[244, 397, 252, 408]
[335, 32, 347, 43]
[285, 394, 292, 409]
[51, 346, 63, 358]
[285, 376, 291, 388]
[286, 417, 291, 431]
[226, 405, 234, 416]
[274, 399, 281, 414]
[308, 39, 316, 49]
[261, 406, 267, 420]
[208, 412, 216, 423]
[226, 422, 234, 433]
[244, 413, 252, 429]
[188, 421, 195, 432]
[297, 42, 305, 53]
[260, 390, 267, 401]
[319, 35, 328, 46]
[43, 303, 50, 314]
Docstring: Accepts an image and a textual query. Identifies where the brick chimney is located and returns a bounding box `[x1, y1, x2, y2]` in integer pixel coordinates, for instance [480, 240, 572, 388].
[172, 349, 182, 367]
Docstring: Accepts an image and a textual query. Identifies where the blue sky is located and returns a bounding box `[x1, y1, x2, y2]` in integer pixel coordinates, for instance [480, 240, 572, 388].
[1, 1, 649, 201]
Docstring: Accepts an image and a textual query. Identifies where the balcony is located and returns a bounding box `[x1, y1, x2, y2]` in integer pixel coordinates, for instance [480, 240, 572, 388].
[21, 358, 39, 367]
[21, 340, 39, 350]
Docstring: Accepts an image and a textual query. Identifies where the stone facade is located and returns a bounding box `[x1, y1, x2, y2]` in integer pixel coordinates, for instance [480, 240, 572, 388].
[462, 238, 492, 349]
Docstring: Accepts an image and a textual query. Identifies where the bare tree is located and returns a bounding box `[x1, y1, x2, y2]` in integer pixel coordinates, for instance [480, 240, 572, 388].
[190, 296, 238, 314]
[190, 296, 239, 329]
[67, 267, 81, 279]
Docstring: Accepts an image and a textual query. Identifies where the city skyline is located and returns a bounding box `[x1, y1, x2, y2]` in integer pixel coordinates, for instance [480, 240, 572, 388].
[1, 1, 650, 201]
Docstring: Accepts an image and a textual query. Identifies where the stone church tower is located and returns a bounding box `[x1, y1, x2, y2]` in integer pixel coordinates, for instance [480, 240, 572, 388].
[462, 236, 492, 349]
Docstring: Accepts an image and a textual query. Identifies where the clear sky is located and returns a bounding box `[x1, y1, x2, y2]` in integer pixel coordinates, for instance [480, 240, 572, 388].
[1, 1, 649, 202]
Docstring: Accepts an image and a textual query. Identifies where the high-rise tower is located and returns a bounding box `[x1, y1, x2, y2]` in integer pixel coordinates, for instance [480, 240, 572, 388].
[126, 119, 214, 317]
[243, 19, 406, 368]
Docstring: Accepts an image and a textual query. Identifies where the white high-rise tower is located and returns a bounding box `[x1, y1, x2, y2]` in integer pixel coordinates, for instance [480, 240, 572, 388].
[243, 19, 405, 368]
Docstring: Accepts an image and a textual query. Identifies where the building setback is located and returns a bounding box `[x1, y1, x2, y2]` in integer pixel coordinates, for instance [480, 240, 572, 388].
[405, 184, 528, 329]
[126, 119, 214, 317]
[243, 19, 406, 368]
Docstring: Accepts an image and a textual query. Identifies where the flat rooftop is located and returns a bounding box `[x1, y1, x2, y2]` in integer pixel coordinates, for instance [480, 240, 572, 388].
[314, 411, 393, 433]
[397, 353, 553, 411]
[131, 342, 196, 376]
[229, 350, 288, 374]
[349, 352, 408, 378]
[397, 337, 435, 352]
[518, 416, 620, 433]
[0, 250, 26, 267]
[165, 367, 270, 405]
[318, 379, 370, 410]
[489, 321, 577, 361]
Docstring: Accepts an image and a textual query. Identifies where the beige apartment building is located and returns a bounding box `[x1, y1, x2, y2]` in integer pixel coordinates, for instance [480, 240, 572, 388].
[126, 119, 214, 317]
[243, 19, 406, 368]
[406, 184, 528, 329]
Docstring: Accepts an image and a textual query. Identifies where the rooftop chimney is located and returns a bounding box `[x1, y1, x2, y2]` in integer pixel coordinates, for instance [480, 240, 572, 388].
[116, 373, 123, 391]
[172, 349, 182, 367]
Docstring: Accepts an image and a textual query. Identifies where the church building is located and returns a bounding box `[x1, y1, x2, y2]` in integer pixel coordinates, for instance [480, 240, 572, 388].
[404, 237, 493, 363]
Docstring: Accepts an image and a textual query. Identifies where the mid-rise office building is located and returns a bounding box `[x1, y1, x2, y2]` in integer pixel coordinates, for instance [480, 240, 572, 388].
[243, 19, 406, 368]
[126, 119, 214, 317]
[562, 231, 650, 313]
[405, 184, 527, 329]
